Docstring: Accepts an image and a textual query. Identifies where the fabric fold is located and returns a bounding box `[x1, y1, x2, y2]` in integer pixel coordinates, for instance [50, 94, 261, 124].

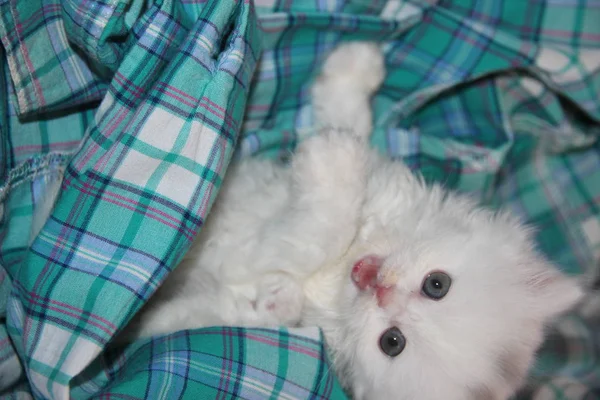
[4, 1, 260, 398]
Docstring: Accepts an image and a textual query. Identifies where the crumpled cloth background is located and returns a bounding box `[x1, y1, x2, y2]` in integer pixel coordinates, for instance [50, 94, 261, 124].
[0, 0, 599, 398]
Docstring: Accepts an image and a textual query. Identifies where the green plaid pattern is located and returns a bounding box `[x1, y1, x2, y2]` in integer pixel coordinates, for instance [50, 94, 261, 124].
[0, 0, 599, 399]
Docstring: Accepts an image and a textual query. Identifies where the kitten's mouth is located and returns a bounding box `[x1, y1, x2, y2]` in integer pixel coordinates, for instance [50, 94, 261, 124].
[351, 255, 395, 307]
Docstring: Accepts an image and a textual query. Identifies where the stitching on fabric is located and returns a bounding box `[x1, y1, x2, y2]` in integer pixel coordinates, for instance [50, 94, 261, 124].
[0, 152, 71, 202]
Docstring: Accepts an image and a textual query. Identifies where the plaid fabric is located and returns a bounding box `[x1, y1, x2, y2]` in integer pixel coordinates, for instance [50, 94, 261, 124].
[1, 0, 599, 399]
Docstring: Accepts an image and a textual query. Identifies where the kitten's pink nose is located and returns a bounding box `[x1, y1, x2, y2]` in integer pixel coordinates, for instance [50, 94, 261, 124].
[351, 255, 383, 290]
[352, 255, 395, 308]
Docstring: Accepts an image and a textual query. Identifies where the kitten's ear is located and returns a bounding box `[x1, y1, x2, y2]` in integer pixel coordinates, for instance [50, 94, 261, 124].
[526, 263, 584, 320]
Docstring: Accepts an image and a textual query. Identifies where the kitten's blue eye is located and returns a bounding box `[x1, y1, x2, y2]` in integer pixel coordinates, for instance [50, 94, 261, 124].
[379, 327, 406, 357]
[421, 271, 451, 300]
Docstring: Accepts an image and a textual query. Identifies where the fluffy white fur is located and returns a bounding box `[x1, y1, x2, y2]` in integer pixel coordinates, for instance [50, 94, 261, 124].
[121, 43, 583, 400]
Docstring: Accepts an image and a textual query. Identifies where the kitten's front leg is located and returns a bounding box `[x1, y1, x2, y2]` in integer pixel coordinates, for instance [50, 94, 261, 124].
[247, 43, 386, 279]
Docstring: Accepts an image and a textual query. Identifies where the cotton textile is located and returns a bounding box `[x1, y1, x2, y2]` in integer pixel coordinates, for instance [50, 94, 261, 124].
[1, 1, 599, 399]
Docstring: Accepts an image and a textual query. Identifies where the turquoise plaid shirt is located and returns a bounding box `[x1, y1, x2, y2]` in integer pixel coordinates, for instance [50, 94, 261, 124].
[1, 1, 599, 398]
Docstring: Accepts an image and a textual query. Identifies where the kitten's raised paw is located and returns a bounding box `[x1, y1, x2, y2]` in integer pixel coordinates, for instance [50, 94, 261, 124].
[311, 42, 385, 138]
[319, 42, 385, 95]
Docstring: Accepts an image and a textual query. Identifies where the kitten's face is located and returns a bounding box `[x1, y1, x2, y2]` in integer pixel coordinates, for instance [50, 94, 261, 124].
[334, 196, 582, 400]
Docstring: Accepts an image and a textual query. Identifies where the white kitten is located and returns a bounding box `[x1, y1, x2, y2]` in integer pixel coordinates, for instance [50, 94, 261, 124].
[121, 43, 583, 400]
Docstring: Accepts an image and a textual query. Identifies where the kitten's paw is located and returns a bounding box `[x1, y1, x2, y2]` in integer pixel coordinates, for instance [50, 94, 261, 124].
[311, 42, 385, 137]
[255, 273, 304, 326]
[319, 42, 385, 95]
